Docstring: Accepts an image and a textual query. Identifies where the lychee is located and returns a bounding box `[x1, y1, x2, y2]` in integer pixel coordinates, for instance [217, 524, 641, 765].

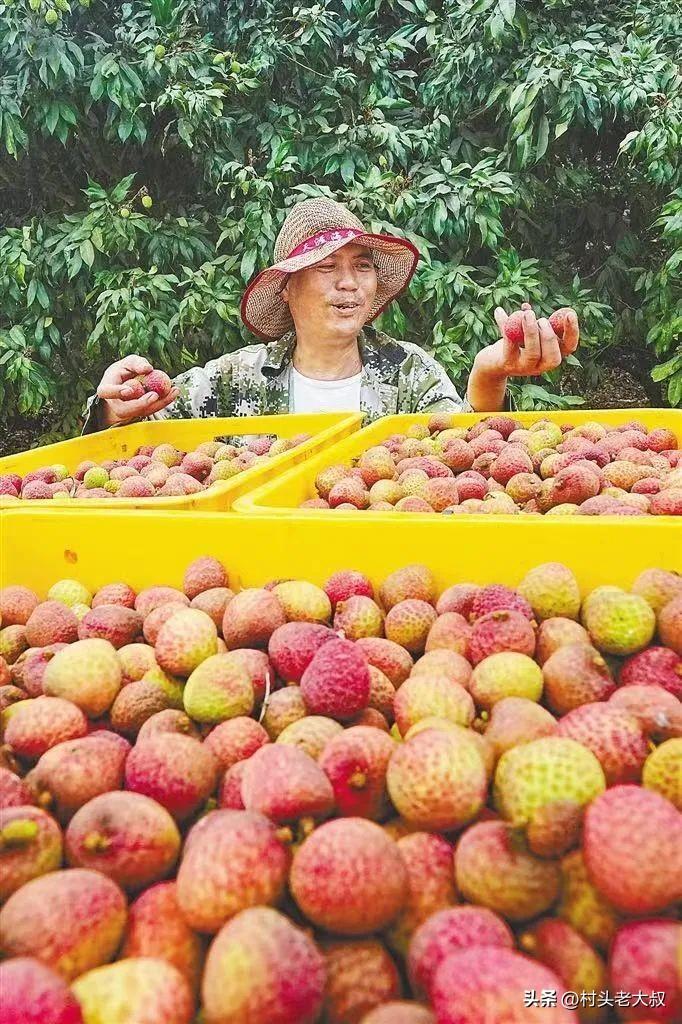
[536, 617, 591, 665]
[121, 881, 204, 996]
[26, 733, 128, 821]
[469, 609, 536, 664]
[66, 790, 181, 890]
[408, 905, 514, 999]
[387, 727, 486, 830]
[0, 867, 127, 980]
[394, 676, 475, 736]
[241, 743, 334, 824]
[582, 785, 682, 914]
[4, 696, 88, 761]
[155, 608, 218, 677]
[385, 832, 458, 957]
[176, 810, 290, 933]
[582, 586, 656, 655]
[642, 738, 682, 809]
[322, 938, 402, 1024]
[25, 601, 78, 647]
[556, 703, 649, 785]
[454, 820, 561, 921]
[519, 919, 607, 1024]
[201, 906, 325, 1024]
[379, 565, 436, 611]
[480, 696, 556, 760]
[494, 737, 605, 855]
[204, 716, 269, 771]
[542, 643, 615, 714]
[0, 957, 85, 1024]
[71, 957, 193, 1024]
[291, 817, 406, 935]
[0, 805, 63, 901]
[276, 714, 343, 760]
[125, 732, 218, 822]
[557, 849, 621, 952]
[319, 725, 395, 820]
[658, 594, 682, 654]
[470, 652, 543, 709]
[43, 638, 122, 717]
[300, 637, 370, 720]
[261, 685, 307, 738]
[222, 588, 286, 649]
[608, 919, 681, 1024]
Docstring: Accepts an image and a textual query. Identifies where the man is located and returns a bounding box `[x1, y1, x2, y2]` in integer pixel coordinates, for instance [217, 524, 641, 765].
[84, 196, 579, 431]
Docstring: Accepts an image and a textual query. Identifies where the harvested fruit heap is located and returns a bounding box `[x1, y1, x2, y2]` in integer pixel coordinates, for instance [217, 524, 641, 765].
[301, 415, 682, 516]
[1, 558, 681, 1024]
[0, 431, 312, 502]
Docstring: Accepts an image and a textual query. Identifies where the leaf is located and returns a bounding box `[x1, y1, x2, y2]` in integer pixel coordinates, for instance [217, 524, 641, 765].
[240, 249, 257, 283]
[498, 0, 516, 24]
[80, 239, 95, 268]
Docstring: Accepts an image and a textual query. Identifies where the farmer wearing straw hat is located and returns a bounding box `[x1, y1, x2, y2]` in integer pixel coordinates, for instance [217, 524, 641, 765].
[84, 197, 579, 431]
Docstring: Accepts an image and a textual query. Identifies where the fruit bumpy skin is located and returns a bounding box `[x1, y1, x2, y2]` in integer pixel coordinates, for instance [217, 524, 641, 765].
[322, 938, 402, 1024]
[482, 696, 557, 759]
[0, 957, 85, 1024]
[609, 919, 681, 1024]
[320, 724, 396, 820]
[582, 785, 682, 915]
[71, 957, 193, 1024]
[65, 791, 181, 891]
[43, 638, 122, 717]
[124, 732, 218, 822]
[582, 586, 656, 656]
[385, 832, 458, 956]
[494, 737, 605, 848]
[204, 716, 270, 770]
[555, 703, 649, 785]
[121, 881, 204, 996]
[155, 608, 218, 677]
[469, 610, 536, 664]
[290, 817, 407, 935]
[241, 743, 334, 823]
[393, 676, 475, 736]
[542, 643, 615, 714]
[455, 820, 561, 921]
[387, 727, 487, 830]
[0, 805, 63, 901]
[518, 562, 582, 621]
[557, 849, 621, 953]
[5, 696, 88, 761]
[519, 920, 607, 1024]
[300, 637, 370, 719]
[469, 652, 543, 709]
[183, 653, 254, 723]
[658, 594, 682, 654]
[642, 738, 682, 808]
[620, 646, 682, 698]
[431, 946, 577, 1024]
[201, 906, 326, 1024]
[408, 905, 514, 1000]
[0, 868, 127, 981]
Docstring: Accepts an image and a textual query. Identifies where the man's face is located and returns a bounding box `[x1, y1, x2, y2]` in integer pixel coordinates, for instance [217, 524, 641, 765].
[282, 243, 378, 338]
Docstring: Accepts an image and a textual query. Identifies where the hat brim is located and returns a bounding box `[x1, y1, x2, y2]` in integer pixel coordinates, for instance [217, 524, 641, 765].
[240, 232, 419, 341]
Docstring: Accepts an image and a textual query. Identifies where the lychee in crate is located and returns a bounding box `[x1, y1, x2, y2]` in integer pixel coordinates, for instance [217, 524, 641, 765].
[0, 413, 362, 511]
[233, 409, 682, 518]
[0, 507, 680, 1022]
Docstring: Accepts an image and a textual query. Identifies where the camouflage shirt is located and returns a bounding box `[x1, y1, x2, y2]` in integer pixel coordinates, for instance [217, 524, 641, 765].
[83, 326, 470, 432]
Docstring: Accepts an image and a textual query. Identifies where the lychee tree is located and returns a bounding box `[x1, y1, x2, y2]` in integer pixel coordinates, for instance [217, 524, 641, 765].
[0, 0, 680, 446]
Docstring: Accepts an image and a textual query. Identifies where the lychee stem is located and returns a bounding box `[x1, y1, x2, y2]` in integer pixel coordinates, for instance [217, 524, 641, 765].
[83, 831, 111, 853]
[0, 819, 38, 847]
[348, 771, 367, 789]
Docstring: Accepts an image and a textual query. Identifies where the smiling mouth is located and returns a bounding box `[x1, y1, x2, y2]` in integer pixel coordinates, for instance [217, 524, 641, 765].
[332, 302, 362, 311]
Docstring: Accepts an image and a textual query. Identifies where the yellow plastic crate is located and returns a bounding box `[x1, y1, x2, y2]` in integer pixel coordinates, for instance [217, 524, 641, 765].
[0, 413, 362, 511]
[234, 409, 682, 517]
[1, 507, 679, 595]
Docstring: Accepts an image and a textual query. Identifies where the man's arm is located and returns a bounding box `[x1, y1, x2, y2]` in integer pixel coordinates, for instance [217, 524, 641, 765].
[467, 304, 580, 412]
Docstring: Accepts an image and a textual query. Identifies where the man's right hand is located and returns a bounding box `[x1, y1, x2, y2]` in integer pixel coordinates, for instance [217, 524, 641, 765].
[96, 355, 180, 428]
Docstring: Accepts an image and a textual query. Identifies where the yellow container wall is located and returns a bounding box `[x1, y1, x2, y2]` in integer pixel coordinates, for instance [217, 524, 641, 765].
[0, 413, 362, 511]
[234, 409, 682, 516]
[1, 508, 679, 595]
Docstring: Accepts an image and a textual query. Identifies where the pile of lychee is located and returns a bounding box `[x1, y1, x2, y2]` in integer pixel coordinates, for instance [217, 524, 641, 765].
[1, 432, 312, 502]
[302, 415, 682, 515]
[1, 558, 680, 1024]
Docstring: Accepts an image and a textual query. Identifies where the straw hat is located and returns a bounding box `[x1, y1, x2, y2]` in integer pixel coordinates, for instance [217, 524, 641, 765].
[240, 197, 419, 340]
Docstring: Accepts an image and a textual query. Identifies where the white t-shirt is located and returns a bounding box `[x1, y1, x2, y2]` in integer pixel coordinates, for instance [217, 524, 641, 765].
[291, 367, 363, 413]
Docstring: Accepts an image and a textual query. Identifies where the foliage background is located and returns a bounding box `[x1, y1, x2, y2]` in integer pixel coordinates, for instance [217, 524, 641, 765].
[1, 0, 680, 448]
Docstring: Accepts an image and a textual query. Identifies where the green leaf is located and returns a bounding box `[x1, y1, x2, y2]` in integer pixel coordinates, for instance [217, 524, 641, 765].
[80, 239, 95, 268]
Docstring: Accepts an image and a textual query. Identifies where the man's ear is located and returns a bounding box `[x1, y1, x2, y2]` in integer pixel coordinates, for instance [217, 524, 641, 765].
[279, 275, 290, 304]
